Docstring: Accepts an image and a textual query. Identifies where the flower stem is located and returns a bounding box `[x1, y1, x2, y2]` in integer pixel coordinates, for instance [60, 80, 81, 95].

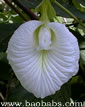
[52, 0, 85, 28]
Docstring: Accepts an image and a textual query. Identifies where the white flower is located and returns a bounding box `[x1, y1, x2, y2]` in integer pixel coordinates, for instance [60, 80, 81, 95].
[7, 20, 80, 98]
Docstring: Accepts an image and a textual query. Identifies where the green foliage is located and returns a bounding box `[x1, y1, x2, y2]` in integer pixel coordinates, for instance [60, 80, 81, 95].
[0, 52, 11, 80]
[71, 75, 85, 101]
[76, 0, 85, 6]
[0, 23, 21, 52]
[18, 0, 42, 9]
[0, 4, 3, 12]
[72, 0, 85, 12]
[53, 0, 85, 20]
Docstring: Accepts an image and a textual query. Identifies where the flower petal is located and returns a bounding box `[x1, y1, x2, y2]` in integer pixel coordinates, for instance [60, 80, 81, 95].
[47, 22, 80, 77]
[7, 21, 80, 98]
[7, 20, 43, 97]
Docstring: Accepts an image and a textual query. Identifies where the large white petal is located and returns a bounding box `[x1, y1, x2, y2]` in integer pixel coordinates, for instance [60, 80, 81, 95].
[47, 22, 80, 80]
[7, 21, 43, 97]
[7, 21, 80, 99]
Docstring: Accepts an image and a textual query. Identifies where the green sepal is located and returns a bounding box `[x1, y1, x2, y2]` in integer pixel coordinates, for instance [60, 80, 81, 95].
[36, 0, 56, 23]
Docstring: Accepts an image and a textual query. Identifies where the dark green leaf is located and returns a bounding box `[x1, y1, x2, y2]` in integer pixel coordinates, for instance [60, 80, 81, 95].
[80, 42, 85, 64]
[0, 60, 11, 81]
[71, 75, 85, 101]
[0, 23, 21, 52]
[0, 52, 11, 81]
[77, 0, 85, 6]
[52, 0, 85, 20]
[11, 16, 24, 23]
[0, 52, 8, 63]
[72, 0, 85, 12]
[8, 83, 35, 102]
[18, 0, 42, 9]
[0, 4, 4, 12]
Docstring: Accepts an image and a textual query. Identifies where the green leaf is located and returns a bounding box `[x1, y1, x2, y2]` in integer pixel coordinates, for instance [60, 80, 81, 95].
[0, 23, 21, 52]
[11, 15, 24, 23]
[18, 0, 42, 9]
[72, 0, 85, 13]
[0, 4, 4, 12]
[0, 53, 11, 80]
[80, 42, 85, 63]
[76, 0, 85, 6]
[71, 75, 85, 101]
[52, 0, 85, 20]
[0, 52, 8, 63]
[7, 83, 35, 102]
